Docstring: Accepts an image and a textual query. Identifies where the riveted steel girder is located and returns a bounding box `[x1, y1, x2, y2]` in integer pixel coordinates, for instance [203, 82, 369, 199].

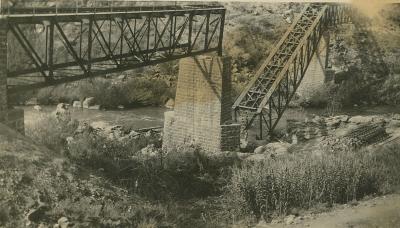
[5, 5, 225, 93]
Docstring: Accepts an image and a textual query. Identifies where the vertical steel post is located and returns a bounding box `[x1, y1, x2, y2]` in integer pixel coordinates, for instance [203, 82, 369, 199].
[87, 17, 93, 75]
[204, 12, 210, 50]
[324, 32, 330, 69]
[259, 113, 263, 140]
[188, 13, 193, 53]
[48, 21, 54, 79]
[217, 10, 225, 56]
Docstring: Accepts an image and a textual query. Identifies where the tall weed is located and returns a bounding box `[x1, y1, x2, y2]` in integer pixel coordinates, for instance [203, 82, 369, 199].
[227, 145, 400, 220]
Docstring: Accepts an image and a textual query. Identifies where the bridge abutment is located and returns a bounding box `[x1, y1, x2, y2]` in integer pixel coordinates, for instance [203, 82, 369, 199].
[0, 18, 24, 134]
[163, 55, 240, 153]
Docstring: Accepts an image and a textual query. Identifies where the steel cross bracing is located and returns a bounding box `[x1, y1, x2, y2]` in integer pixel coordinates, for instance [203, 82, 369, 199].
[232, 3, 351, 139]
[5, 5, 225, 94]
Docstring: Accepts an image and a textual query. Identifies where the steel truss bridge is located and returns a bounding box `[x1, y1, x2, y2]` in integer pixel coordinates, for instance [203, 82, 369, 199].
[232, 3, 351, 139]
[3, 2, 225, 93]
[4, 2, 353, 140]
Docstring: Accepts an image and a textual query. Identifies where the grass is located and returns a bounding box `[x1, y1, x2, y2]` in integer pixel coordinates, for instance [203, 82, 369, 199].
[225, 143, 400, 222]
[24, 114, 400, 226]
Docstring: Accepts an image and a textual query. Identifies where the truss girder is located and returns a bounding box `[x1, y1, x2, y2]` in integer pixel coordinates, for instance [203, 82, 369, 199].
[6, 6, 225, 93]
[232, 3, 351, 138]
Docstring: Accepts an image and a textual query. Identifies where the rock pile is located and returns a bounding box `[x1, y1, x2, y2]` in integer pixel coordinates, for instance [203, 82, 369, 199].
[343, 123, 389, 146]
[287, 118, 328, 143]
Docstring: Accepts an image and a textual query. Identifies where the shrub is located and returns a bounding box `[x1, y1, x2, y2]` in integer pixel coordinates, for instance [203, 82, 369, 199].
[68, 133, 233, 199]
[25, 114, 78, 153]
[120, 77, 173, 107]
[226, 144, 400, 221]
[32, 76, 173, 108]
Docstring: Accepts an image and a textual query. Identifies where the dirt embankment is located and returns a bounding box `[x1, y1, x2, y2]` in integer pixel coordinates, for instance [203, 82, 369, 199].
[0, 124, 163, 227]
[255, 194, 400, 228]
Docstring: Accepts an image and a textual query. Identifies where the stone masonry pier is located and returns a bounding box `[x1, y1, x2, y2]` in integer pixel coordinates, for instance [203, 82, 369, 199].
[0, 18, 24, 134]
[163, 55, 240, 153]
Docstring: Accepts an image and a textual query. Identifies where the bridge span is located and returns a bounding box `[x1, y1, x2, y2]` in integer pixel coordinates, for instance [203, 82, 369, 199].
[1, 2, 225, 93]
[0, 2, 352, 151]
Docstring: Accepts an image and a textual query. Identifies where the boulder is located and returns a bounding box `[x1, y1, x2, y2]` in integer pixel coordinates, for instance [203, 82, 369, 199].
[165, 98, 175, 109]
[26, 97, 38, 105]
[88, 105, 101, 110]
[264, 142, 291, 157]
[90, 121, 109, 130]
[33, 105, 42, 112]
[117, 74, 127, 80]
[245, 154, 266, 162]
[336, 115, 350, 122]
[54, 103, 71, 122]
[72, 100, 82, 108]
[82, 97, 96, 109]
[254, 146, 266, 154]
[348, 116, 373, 124]
[325, 118, 341, 128]
[140, 144, 158, 157]
[284, 215, 296, 225]
[57, 217, 70, 228]
[392, 114, 400, 120]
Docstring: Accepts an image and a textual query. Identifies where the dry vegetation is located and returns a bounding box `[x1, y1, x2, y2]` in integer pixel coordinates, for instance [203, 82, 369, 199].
[6, 112, 397, 227]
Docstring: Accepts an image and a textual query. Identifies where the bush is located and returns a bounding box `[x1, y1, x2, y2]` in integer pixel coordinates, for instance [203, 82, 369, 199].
[226, 144, 400, 221]
[33, 76, 173, 108]
[68, 133, 233, 199]
[25, 114, 78, 153]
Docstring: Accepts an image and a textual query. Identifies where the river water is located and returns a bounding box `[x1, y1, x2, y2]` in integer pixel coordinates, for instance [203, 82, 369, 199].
[23, 106, 167, 130]
[23, 105, 400, 131]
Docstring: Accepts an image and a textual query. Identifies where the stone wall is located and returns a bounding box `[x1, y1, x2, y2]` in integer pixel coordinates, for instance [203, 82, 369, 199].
[296, 33, 330, 98]
[0, 18, 7, 112]
[163, 55, 240, 153]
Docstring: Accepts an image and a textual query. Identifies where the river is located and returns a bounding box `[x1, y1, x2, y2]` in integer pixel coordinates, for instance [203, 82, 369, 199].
[23, 106, 167, 130]
[23, 105, 400, 131]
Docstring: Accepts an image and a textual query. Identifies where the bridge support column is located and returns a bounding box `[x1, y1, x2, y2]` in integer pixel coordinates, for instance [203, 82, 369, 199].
[163, 55, 240, 153]
[0, 18, 24, 134]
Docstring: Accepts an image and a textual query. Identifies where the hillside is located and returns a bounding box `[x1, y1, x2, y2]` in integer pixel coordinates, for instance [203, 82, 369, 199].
[0, 123, 174, 227]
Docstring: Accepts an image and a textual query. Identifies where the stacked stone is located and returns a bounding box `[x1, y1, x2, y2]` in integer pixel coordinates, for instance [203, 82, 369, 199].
[220, 124, 241, 151]
[0, 18, 7, 112]
[287, 119, 328, 142]
[163, 56, 240, 153]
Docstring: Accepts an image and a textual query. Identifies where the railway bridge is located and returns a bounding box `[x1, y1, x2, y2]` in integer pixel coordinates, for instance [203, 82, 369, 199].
[0, 1, 350, 152]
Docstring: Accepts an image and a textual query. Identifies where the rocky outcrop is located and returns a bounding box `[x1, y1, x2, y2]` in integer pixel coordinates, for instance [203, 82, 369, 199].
[72, 100, 82, 108]
[82, 97, 96, 109]
[165, 98, 175, 109]
[54, 103, 71, 123]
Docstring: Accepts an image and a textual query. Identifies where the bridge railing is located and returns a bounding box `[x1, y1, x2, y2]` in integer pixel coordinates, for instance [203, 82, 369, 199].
[1, 0, 222, 16]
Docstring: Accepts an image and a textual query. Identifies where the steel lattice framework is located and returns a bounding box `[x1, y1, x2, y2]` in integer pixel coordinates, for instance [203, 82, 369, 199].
[4, 4, 225, 94]
[232, 3, 351, 139]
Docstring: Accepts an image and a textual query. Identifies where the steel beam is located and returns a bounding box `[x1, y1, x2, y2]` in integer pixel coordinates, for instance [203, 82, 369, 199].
[6, 6, 225, 92]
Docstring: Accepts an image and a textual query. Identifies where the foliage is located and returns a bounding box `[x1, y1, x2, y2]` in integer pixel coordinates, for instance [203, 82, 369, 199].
[67, 132, 235, 200]
[34, 76, 174, 108]
[379, 74, 400, 105]
[25, 114, 79, 153]
[226, 144, 400, 221]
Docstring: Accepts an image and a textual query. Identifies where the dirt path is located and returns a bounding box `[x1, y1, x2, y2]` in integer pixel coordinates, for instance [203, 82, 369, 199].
[256, 194, 400, 228]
